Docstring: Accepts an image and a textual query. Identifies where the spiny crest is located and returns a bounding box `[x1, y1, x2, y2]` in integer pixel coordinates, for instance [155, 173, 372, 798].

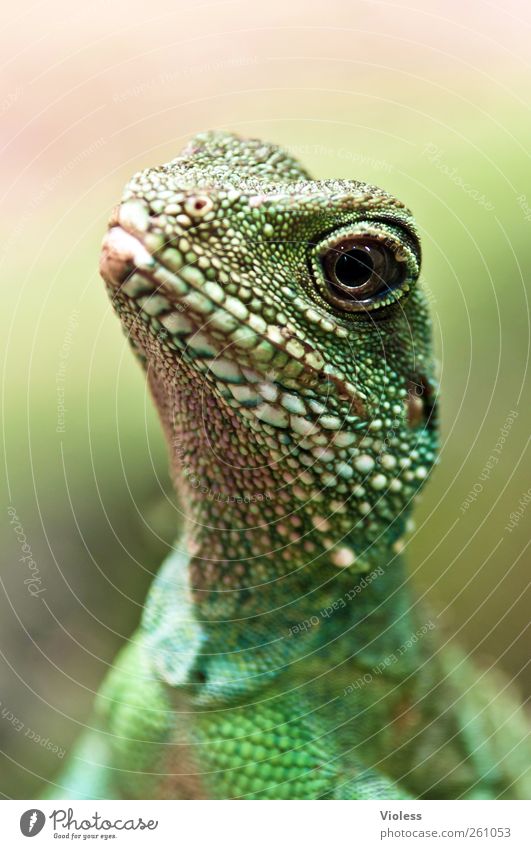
[162, 130, 311, 185]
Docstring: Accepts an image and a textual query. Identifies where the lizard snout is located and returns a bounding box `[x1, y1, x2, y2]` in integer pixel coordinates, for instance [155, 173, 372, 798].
[99, 226, 154, 287]
[99, 200, 155, 287]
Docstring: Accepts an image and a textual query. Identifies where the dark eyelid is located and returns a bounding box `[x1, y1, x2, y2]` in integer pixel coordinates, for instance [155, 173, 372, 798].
[310, 215, 421, 262]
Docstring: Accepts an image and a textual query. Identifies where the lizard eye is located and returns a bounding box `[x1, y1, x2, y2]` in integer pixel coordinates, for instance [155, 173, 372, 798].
[313, 227, 420, 313]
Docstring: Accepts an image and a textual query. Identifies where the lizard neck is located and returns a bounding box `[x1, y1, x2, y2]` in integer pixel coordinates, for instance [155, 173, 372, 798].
[153, 369, 406, 619]
[143, 532, 418, 699]
[143, 354, 420, 691]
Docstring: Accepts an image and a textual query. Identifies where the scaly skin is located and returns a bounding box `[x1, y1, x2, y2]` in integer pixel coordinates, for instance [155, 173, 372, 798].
[47, 132, 530, 800]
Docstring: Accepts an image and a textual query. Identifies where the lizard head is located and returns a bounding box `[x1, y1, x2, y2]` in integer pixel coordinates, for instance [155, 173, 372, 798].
[100, 132, 438, 566]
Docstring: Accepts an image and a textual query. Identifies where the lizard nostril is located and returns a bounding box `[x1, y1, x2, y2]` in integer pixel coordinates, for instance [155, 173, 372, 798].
[184, 195, 214, 218]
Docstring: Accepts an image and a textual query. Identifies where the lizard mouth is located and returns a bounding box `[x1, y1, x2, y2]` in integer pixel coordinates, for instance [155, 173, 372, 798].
[99, 223, 155, 287]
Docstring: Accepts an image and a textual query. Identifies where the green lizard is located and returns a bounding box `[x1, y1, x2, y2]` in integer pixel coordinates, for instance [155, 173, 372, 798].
[48, 131, 530, 800]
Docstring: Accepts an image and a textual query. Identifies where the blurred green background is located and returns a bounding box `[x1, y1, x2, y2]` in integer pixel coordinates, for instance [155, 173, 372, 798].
[1, 0, 529, 797]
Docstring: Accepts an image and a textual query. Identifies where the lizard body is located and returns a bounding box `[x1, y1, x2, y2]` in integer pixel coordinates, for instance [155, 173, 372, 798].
[48, 132, 530, 799]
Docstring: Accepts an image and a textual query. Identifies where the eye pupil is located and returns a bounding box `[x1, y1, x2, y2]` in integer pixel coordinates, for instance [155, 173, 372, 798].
[334, 248, 374, 288]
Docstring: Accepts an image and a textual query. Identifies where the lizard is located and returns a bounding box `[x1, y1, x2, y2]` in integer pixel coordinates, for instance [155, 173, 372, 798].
[47, 131, 530, 800]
